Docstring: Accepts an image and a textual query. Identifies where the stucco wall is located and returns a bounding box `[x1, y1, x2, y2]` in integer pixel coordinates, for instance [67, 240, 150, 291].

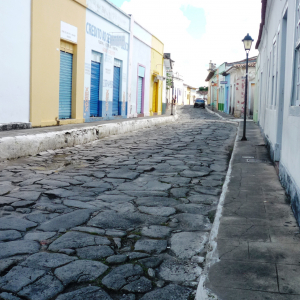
[0, 0, 31, 124]
[30, 0, 86, 127]
[149, 36, 164, 115]
[257, 0, 300, 222]
[130, 22, 151, 117]
[84, 7, 130, 121]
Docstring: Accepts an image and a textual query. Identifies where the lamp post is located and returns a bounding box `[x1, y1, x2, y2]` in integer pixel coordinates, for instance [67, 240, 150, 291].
[241, 33, 254, 141]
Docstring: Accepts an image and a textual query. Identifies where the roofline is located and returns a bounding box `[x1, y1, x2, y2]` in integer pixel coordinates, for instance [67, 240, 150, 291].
[256, 0, 268, 49]
[132, 18, 164, 45]
[205, 71, 215, 82]
[104, 0, 131, 19]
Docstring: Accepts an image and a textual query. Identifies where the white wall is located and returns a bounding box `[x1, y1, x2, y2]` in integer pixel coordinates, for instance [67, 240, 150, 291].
[84, 8, 130, 119]
[0, 0, 31, 124]
[129, 21, 152, 117]
[130, 36, 151, 116]
[257, 0, 300, 220]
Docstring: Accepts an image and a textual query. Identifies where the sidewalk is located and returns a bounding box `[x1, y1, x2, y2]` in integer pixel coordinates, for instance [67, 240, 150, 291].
[0, 113, 176, 161]
[206, 106, 236, 120]
[202, 121, 300, 299]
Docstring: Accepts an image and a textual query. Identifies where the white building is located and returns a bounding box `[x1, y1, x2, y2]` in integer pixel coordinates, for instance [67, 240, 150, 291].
[128, 18, 152, 118]
[256, 0, 300, 223]
[0, 0, 31, 126]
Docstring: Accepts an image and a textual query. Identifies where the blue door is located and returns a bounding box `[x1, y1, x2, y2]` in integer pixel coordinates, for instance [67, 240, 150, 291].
[113, 66, 120, 116]
[90, 61, 101, 117]
[59, 51, 73, 119]
[137, 77, 143, 114]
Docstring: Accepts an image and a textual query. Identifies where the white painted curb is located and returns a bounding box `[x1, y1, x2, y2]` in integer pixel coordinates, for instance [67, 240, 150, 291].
[205, 107, 226, 120]
[0, 116, 178, 161]
[196, 121, 240, 300]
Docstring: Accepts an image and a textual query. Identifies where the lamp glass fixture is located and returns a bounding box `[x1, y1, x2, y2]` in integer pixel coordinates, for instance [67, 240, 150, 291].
[242, 33, 254, 51]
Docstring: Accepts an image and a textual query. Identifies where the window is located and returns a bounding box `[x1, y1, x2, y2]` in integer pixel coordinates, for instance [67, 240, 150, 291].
[271, 41, 276, 106]
[274, 32, 279, 107]
[293, 0, 300, 106]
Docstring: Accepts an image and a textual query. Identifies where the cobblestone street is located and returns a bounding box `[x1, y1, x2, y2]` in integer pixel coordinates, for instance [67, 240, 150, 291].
[0, 107, 237, 300]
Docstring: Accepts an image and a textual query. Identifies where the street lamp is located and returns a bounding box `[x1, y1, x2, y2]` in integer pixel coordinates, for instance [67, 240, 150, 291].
[241, 33, 254, 141]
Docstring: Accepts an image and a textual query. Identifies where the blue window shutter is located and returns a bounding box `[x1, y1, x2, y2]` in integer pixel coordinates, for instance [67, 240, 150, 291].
[59, 51, 73, 119]
[90, 61, 101, 117]
[113, 66, 120, 116]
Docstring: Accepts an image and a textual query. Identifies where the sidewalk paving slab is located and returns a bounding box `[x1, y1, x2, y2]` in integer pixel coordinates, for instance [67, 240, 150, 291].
[201, 119, 300, 299]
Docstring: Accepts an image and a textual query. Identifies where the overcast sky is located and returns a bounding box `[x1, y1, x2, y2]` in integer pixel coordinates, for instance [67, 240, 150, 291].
[109, 0, 261, 88]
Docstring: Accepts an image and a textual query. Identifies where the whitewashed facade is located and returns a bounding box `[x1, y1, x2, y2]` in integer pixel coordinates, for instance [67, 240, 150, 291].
[84, 0, 130, 121]
[128, 19, 152, 118]
[256, 0, 300, 223]
[0, 0, 31, 124]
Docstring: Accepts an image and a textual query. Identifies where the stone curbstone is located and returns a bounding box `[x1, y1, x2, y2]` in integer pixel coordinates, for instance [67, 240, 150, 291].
[0, 116, 178, 161]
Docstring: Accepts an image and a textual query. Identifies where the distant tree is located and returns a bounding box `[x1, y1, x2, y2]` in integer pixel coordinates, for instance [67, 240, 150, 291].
[199, 86, 208, 92]
[166, 73, 173, 90]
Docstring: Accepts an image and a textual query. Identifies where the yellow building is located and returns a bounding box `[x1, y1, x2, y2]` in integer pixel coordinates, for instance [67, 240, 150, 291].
[30, 0, 86, 127]
[149, 36, 164, 116]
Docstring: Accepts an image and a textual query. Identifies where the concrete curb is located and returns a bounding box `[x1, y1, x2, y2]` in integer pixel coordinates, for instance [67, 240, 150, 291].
[196, 122, 240, 300]
[205, 107, 226, 120]
[0, 115, 178, 161]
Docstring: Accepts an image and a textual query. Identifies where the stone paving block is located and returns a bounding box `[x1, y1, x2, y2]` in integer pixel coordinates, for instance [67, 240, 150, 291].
[8, 191, 41, 201]
[176, 213, 210, 231]
[48, 231, 110, 251]
[140, 284, 192, 300]
[88, 211, 167, 230]
[56, 286, 113, 300]
[70, 226, 105, 235]
[96, 194, 135, 203]
[76, 245, 114, 259]
[0, 256, 26, 274]
[0, 184, 14, 196]
[134, 239, 167, 254]
[0, 292, 22, 300]
[36, 179, 70, 187]
[106, 255, 128, 264]
[139, 256, 163, 268]
[0, 240, 40, 259]
[138, 206, 176, 217]
[63, 200, 97, 209]
[122, 276, 152, 293]
[102, 264, 143, 290]
[0, 266, 45, 293]
[135, 197, 178, 207]
[24, 231, 56, 241]
[0, 196, 20, 205]
[171, 232, 208, 259]
[141, 225, 172, 238]
[0, 230, 22, 242]
[18, 274, 64, 300]
[54, 260, 108, 285]
[0, 216, 37, 231]
[38, 209, 94, 231]
[158, 258, 202, 282]
[21, 252, 77, 270]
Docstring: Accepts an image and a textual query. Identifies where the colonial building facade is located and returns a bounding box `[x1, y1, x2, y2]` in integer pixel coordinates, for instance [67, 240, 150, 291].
[0, 0, 166, 128]
[255, 0, 300, 223]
